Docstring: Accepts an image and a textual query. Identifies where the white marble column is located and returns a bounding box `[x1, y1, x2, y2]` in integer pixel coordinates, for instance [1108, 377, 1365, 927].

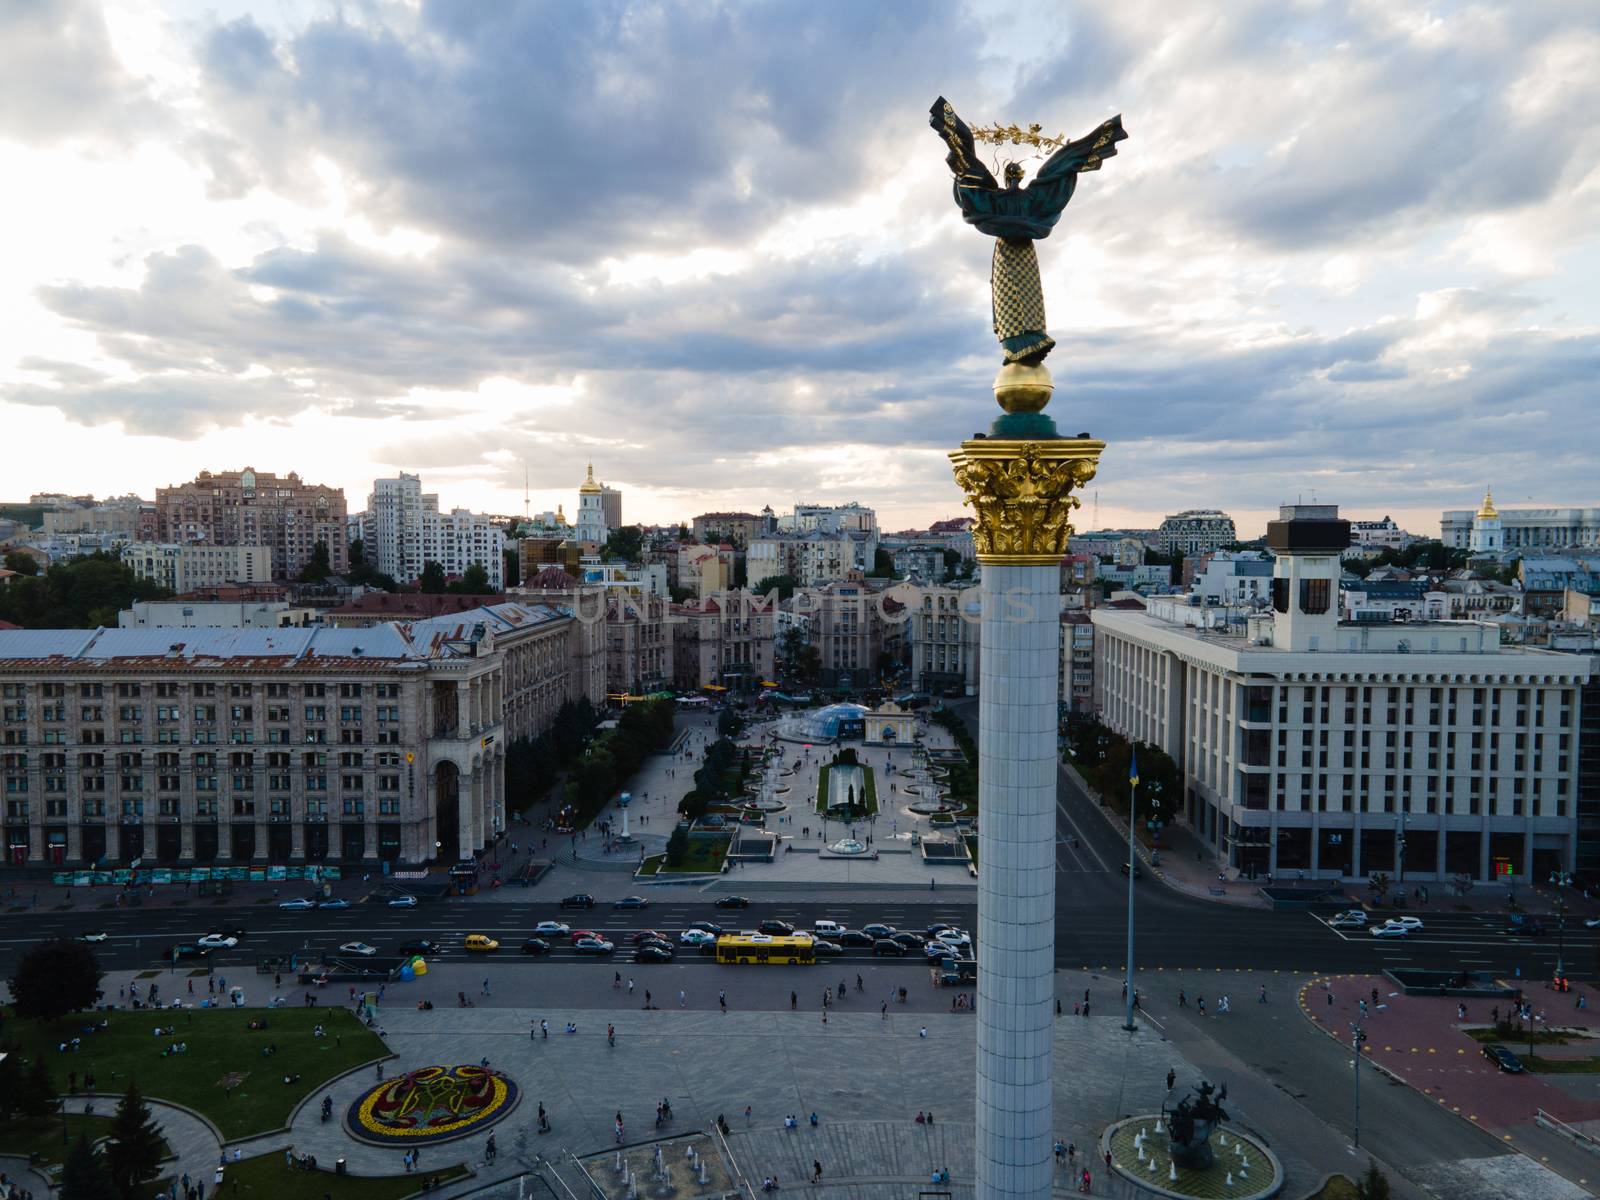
[976, 564, 1060, 1199]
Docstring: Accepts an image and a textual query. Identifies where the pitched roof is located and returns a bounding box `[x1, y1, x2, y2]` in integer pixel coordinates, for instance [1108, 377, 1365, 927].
[327, 592, 505, 617]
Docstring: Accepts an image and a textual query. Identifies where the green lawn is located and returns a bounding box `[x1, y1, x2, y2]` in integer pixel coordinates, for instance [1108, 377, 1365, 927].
[1465, 1027, 1574, 1045]
[664, 834, 731, 873]
[0, 1113, 119, 1174]
[226, 1150, 468, 1200]
[636, 855, 663, 876]
[1523, 1055, 1600, 1074]
[4, 1006, 387, 1140]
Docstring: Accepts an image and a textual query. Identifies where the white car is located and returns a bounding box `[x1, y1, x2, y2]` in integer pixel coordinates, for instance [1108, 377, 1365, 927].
[197, 934, 238, 950]
[534, 920, 570, 937]
[339, 942, 378, 957]
[388, 894, 418, 908]
[679, 929, 717, 946]
[936, 929, 972, 948]
[1385, 916, 1423, 931]
[1586, 917, 1600, 930]
[78, 931, 110, 943]
[1327, 912, 1368, 929]
[278, 897, 316, 910]
[1370, 922, 1411, 938]
[813, 920, 846, 937]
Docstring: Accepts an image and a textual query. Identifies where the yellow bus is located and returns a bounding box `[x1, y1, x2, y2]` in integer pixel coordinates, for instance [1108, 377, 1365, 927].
[715, 934, 815, 965]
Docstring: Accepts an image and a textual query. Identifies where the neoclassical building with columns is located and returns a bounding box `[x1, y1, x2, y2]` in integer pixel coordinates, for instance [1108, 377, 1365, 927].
[0, 602, 579, 870]
[1094, 505, 1593, 883]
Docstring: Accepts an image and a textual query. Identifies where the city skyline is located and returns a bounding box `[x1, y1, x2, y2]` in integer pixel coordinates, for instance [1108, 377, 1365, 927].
[3, 2, 1598, 536]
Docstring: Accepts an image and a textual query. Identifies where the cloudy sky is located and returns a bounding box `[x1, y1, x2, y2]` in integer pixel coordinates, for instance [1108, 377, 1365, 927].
[3, 1, 1597, 537]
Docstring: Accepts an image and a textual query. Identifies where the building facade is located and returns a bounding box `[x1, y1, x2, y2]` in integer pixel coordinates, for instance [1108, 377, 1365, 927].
[121, 543, 274, 593]
[363, 474, 504, 589]
[1094, 505, 1592, 883]
[118, 601, 314, 630]
[1061, 611, 1095, 713]
[670, 591, 776, 693]
[910, 584, 980, 696]
[604, 594, 672, 695]
[691, 512, 765, 549]
[1154, 510, 1237, 557]
[154, 468, 347, 580]
[1442, 500, 1600, 551]
[0, 622, 517, 869]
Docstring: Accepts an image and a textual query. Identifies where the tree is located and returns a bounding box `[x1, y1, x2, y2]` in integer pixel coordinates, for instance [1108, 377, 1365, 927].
[349, 537, 367, 566]
[418, 561, 448, 593]
[868, 547, 897, 578]
[0, 1040, 23, 1121]
[104, 1081, 164, 1200]
[0, 553, 173, 630]
[8, 938, 102, 1021]
[665, 824, 690, 868]
[717, 708, 744, 739]
[60, 1135, 118, 1200]
[754, 574, 800, 601]
[1368, 872, 1390, 900]
[1355, 1160, 1392, 1200]
[296, 540, 331, 583]
[447, 562, 492, 594]
[3, 549, 39, 576]
[602, 525, 645, 563]
[503, 547, 521, 588]
[19, 1052, 59, 1123]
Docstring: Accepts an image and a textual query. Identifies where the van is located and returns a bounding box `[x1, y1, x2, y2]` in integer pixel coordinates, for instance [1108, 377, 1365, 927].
[813, 920, 846, 937]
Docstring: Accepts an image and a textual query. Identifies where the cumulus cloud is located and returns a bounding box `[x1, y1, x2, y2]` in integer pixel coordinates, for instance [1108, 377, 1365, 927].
[3, 0, 1599, 528]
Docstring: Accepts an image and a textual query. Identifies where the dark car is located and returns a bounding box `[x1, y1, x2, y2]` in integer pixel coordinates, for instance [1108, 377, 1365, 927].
[614, 896, 650, 910]
[872, 939, 907, 957]
[838, 930, 876, 948]
[714, 896, 751, 909]
[1483, 1043, 1525, 1073]
[812, 939, 843, 957]
[635, 944, 674, 963]
[169, 944, 210, 962]
[520, 937, 552, 956]
[862, 923, 896, 939]
[560, 894, 596, 910]
[924, 922, 953, 938]
[1120, 861, 1143, 879]
[639, 937, 674, 955]
[1507, 919, 1547, 937]
[687, 920, 724, 936]
[889, 931, 926, 949]
[758, 919, 795, 936]
[397, 939, 437, 956]
[630, 929, 664, 945]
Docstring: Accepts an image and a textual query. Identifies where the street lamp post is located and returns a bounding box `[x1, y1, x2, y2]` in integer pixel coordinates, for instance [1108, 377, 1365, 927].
[1395, 811, 1407, 888]
[1551, 870, 1573, 980]
[1350, 1020, 1367, 1147]
[1124, 765, 1139, 1032]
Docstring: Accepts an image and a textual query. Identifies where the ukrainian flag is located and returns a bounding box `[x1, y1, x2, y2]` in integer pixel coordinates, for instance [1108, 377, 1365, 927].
[1128, 748, 1139, 789]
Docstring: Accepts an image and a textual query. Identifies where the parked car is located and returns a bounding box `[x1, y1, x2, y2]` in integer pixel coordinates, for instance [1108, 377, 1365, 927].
[278, 897, 316, 910]
[838, 930, 875, 948]
[197, 934, 238, 949]
[560, 894, 595, 910]
[574, 937, 615, 955]
[923, 922, 953, 938]
[873, 939, 907, 956]
[397, 939, 437, 956]
[534, 921, 570, 937]
[714, 896, 751, 909]
[614, 896, 650, 910]
[862, 923, 896, 939]
[464, 934, 501, 952]
[635, 944, 674, 963]
[1369, 922, 1411, 938]
[679, 929, 717, 947]
[388, 894, 418, 908]
[687, 920, 724, 936]
[338, 942, 378, 957]
[935, 929, 972, 949]
[758, 919, 796, 936]
[520, 937, 552, 956]
[925, 942, 957, 961]
[812, 939, 843, 957]
[1482, 1043, 1525, 1073]
[318, 898, 350, 910]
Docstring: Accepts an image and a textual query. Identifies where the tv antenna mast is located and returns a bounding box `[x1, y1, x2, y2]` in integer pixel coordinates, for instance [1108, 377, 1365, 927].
[1093, 489, 1100, 532]
[523, 461, 530, 521]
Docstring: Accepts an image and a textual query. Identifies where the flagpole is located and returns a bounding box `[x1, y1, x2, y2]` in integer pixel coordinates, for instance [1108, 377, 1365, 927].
[1124, 751, 1138, 1032]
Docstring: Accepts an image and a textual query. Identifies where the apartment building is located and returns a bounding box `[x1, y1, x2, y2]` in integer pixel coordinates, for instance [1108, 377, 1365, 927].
[154, 468, 347, 579]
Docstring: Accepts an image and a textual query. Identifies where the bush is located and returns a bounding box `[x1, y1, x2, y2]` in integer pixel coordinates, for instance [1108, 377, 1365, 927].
[665, 825, 690, 868]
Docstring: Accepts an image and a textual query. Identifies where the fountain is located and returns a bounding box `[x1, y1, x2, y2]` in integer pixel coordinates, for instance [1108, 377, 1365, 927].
[1103, 1078, 1284, 1200]
[828, 838, 869, 855]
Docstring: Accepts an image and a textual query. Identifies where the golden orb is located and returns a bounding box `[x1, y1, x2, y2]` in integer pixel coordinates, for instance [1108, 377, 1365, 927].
[993, 362, 1054, 413]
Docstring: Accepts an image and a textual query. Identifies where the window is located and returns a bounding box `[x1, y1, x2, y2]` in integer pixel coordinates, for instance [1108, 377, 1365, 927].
[304, 683, 326, 698]
[117, 683, 142, 698]
[341, 774, 364, 791]
[81, 706, 103, 722]
[339, 683, 363, 699]
[230, 705, 253, 721]
[79, 683, 103, 698]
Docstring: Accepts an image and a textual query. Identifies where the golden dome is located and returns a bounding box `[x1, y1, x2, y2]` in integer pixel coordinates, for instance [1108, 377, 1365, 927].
[579, 462, 601, 495]
[1477, 487, 1498, 519]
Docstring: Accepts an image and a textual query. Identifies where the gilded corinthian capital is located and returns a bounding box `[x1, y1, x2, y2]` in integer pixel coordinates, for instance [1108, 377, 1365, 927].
[949, 438, 1104, 566]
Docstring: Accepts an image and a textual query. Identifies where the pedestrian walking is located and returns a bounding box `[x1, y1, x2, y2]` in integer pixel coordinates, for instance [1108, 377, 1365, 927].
[813, 1160, 822, 1184]
[719, 990, 727, 1012]
[482, 977, 490, 996]
[679, 989, 686, 1008]
[628, 978, 634, 995]
[856, 974, 864, 993]
[882, 1001, 888, 1019]
[1258, 984, 1267, 1004]
[791, 991, 797, 1010]
[1082, 1000, 1090, 1018]
[608, 1024, 616, 1047]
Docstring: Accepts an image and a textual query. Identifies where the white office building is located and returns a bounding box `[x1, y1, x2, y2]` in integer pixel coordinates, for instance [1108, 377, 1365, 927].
[1442, 495, 1600, 551]
[1094, 505, 1591, 883]
[364, 474, 504, 590]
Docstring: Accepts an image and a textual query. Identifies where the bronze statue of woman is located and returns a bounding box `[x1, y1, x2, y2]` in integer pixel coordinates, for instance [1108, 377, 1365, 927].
[930, 98, 1127, 367]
